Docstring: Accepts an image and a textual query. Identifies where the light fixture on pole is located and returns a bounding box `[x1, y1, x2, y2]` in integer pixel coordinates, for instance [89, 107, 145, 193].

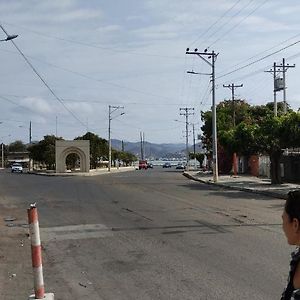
[186, 48, 219, 182]
[0, 25, 18, 42]
[108, 105, 124, 171]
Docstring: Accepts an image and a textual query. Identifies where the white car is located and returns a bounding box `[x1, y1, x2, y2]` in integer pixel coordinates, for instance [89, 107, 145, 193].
[11, 163, 23, 173]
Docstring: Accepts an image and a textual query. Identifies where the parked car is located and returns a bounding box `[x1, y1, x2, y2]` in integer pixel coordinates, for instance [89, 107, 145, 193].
[176, 163, 185, 170]
[11, 163, 23, 173]
[147, 163, 153, 168]
[162, 162, 171, 168]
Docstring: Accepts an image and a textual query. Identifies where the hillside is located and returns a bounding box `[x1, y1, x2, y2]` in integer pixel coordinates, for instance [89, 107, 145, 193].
[111, 139, 204, 159]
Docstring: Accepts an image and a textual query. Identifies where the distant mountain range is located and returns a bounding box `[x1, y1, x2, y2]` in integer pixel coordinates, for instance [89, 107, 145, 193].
[111, 139, 204, 159]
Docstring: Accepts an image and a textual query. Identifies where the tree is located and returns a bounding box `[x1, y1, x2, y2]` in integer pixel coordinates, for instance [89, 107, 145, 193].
[201, 99, 300, 184]
[28, 135, 63, 169]
[189, 153, 205, 167]
[75, 132, 108, 169]
[8, 140, 27, 152]
[113, 150, 137, 166]
[201, 99, 251, 153]
[229, 113, 300, 184]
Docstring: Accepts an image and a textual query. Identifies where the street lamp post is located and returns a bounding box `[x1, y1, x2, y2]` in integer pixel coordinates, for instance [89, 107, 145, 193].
[186, 48, 219, 182]
[108, 105, 124, 171]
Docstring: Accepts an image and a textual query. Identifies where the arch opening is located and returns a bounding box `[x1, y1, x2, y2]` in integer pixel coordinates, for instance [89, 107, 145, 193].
[55, 140, 90, 173]
[65, 152, 81, 172]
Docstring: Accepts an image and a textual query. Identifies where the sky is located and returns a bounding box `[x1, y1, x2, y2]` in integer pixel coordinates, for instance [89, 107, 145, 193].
[0, 0, 299, 145]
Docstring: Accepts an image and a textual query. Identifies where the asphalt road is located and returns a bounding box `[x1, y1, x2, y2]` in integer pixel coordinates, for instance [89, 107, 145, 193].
[0, 167, 293, 299]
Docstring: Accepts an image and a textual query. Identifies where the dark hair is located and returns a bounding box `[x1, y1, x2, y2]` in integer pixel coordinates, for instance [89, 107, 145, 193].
[285, 190, 300, 222]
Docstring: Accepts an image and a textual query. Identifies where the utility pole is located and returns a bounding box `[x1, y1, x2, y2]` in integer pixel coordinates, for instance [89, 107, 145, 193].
[108, 105, 124, 171]
[143, 132, 145, 160]
[140, 132, 144, 160]
[1, 143, 4, 169]
[265, 59, 295, 116]
[186, 48, 219, 182]
[29, 121, 32, 144]
[223, 83, 243, 176]
[281, 58, 295, 114]
[180, 107, 194, 170]
[192, 123, 196, 170]
[223, 83, 243, 127]
[55, 116, 58, 137]
[29, 121, 32, 171]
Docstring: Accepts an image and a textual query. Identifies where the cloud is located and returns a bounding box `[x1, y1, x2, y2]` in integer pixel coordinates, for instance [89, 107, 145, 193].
[241, 16, 293, 32]
[19, 97, 53, 114]
[65, 101, 94, 116]
[132, 23, 179, 41]
[57, 9, 102, 22]
[96, 24, 122, 34]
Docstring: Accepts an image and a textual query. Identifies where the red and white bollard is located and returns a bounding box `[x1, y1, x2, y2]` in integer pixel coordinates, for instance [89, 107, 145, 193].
[27, 204, 54, 300]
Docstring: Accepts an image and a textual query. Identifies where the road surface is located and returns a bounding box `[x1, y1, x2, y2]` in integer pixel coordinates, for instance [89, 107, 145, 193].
[0, 167, 292, 299]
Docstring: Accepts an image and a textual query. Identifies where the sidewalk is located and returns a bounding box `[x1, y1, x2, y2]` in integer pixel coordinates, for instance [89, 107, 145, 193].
[28, 166, 135, 176]
[183, 171, 300, 199]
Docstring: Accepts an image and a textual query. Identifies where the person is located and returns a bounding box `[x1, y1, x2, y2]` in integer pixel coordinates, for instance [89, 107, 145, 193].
[282, 190, 300, 299]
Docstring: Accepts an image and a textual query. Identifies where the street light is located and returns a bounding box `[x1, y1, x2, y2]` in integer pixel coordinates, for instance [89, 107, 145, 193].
[0, 25, 18, 42]
[108, 105, 124, 171]
[186, 48, 219, 182]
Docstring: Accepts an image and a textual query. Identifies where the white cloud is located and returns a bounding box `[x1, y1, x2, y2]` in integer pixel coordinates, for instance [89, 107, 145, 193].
[96, 25, 122, 34]
[57, 9, 102, 22]
[241, 16, 293, 32]
[19, 97, 53, 114]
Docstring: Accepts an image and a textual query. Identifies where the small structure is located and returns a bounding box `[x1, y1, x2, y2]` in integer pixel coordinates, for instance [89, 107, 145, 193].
[7, 151, 30, 167]
[55, 140, 90, 173]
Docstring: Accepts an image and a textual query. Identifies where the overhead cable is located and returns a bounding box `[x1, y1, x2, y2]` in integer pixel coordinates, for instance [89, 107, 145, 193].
[216, 40, 300, 79]
[0, 24, 86, 127]
[189, 0, 242, 46]
[208, 0, 269, 48]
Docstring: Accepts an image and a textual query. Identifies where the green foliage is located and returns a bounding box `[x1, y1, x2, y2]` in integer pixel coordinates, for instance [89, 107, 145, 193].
[113, 150, 137, 166]
[28, 135, 63, 169]
[8, 140, 27, 152]
[75, 132, 108, 169]
[201, 99, 250, 152]
[201, 99, 300, 183]
[189, 153, 205, 167]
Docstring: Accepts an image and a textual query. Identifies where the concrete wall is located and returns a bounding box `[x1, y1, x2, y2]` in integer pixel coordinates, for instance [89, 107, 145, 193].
[259, 155, 270, 178]
[281, 155, 300, 183]
[55, 140, 90, 173]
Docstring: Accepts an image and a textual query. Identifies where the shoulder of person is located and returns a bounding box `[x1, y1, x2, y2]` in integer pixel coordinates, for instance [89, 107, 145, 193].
[292, 288, 300, 300]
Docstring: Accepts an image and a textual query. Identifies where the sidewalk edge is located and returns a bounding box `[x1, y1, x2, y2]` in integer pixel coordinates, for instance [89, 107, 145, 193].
[183, 172, 288, 200]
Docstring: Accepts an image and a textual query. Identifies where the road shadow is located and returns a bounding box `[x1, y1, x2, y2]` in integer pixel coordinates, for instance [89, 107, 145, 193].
[178, 181, 284, 201]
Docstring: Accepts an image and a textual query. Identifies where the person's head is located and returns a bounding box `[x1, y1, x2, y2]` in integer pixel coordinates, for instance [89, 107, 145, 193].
[283, 190, 300, 245]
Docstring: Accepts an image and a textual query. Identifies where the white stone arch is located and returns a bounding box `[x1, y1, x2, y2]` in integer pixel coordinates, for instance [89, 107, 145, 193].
[55, 140, 90, 173]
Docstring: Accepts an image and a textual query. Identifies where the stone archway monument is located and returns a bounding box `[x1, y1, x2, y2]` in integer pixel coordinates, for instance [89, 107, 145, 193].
[55, 140, 90, 173]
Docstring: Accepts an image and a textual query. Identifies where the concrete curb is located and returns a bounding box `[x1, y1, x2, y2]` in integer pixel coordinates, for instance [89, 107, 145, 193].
[27, 167, 135, 177]
[183, 172, 288, 200]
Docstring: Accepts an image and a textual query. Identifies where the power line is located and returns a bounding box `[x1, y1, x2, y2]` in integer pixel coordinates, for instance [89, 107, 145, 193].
[216, 39, 300, 79]
[16, 50, 179, 103]
[189, 0, 242, 46]
[219, 32, 300, 75]
[2, 21, 182, 59]
[0, 24, 86, 127]
[204, 0, 255, 48]
[208, 0, 270, 48]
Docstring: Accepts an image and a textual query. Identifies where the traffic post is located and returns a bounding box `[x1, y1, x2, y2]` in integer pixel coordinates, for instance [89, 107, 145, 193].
[27, 204, 54, 300]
